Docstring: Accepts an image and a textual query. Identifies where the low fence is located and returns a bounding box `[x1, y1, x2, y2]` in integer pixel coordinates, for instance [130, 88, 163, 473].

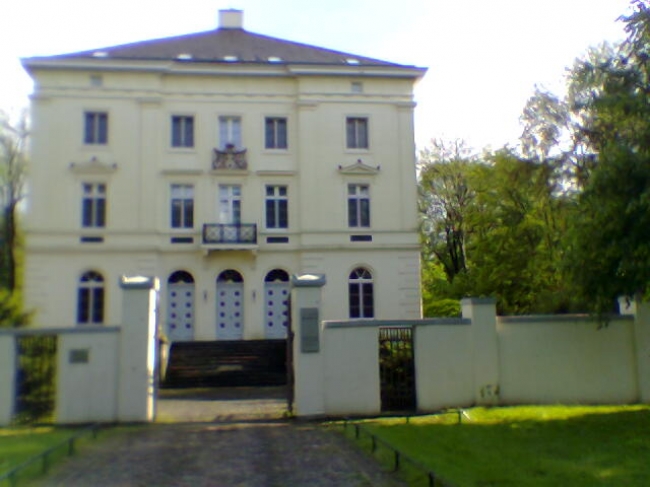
[0, 424, 102, 487]
[338, 417, 456, 487]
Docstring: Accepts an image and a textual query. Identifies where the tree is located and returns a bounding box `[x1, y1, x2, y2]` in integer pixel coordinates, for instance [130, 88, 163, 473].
[565, 1, 650, 314]
[0, 110, 29, 292]
[418, 139, 476, 282]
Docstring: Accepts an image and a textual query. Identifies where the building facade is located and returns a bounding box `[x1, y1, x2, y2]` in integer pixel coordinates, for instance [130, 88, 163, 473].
[22, 10, 426, 341]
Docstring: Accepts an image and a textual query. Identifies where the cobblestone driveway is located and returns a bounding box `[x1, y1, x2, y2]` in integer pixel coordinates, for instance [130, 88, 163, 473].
[32, 387, 405, 487]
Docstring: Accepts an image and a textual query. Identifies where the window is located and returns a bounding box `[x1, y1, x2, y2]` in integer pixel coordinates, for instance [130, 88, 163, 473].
[170, 184, 194, 229]
[84, 111, 108, 144]
[219, 185, 241, 224]
[77, 271, 104, 324]
[348, 184, 370, 227]
[171, 116, 194, 148]
[82, 183, 106, 228]
[265, 185, 288, 229]
[265, 117, 287, 149]
[219, 116, 242, 149]
[346, 117, 368, 149]
[349, 267, 374, 318]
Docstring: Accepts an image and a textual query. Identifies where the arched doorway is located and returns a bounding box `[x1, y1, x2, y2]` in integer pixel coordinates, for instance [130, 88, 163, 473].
[216, 269, 244, 340]
[167, 271, 195, 342]
[264, 269, 290, 339]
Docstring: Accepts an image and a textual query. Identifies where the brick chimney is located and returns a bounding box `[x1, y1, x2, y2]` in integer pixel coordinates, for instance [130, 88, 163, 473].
[219, 9, 243, 29]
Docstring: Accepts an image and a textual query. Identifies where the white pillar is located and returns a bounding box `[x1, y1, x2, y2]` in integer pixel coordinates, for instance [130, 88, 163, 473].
[0, 333, 15, 425]
[461, 297, 500, 406]
[117, 276, 159, 422]
[633, 299, 650, 403]
[291, 273, 326, 417]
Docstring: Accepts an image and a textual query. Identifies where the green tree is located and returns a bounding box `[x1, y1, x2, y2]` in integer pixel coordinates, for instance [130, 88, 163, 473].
[565, 1, 650, 314]
[0, 110, 28, 292]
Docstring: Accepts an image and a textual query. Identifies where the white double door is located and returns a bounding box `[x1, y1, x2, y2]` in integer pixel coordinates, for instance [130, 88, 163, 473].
[216, 282, 244, 340]
[264, 282, 290, 339]
[167, 283, 195, 342]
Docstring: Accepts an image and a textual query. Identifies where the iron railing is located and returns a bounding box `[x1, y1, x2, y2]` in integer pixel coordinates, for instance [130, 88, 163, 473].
[202, 223, 257, 245]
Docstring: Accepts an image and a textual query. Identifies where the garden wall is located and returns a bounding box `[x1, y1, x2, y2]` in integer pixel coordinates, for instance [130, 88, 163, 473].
[291, 278, 650, 417]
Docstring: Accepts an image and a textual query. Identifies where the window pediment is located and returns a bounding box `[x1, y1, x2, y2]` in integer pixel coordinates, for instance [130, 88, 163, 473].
[70, 157, 117, 174]
[338, 159, 379, 175]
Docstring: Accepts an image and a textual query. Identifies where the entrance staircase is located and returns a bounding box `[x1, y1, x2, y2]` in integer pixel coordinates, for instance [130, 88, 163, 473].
[162, 340, 287, 388]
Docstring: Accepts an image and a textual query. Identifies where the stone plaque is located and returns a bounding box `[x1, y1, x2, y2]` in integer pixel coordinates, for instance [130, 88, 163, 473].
[69, 349, 90, 364]
[300, 307, 320, 353]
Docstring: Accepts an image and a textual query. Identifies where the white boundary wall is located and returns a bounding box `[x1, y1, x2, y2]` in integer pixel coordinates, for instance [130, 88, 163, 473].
[291, 288, 650, 417]
[0, 276, 158, 425]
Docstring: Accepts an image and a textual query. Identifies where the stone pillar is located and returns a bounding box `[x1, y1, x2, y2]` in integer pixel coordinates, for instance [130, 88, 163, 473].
[633, 299, 650, 403]
[461, 298, 500, 406]
[291, 273, 326, 417]
[117, 276, 159, 422]
[0, 332, 16, 425]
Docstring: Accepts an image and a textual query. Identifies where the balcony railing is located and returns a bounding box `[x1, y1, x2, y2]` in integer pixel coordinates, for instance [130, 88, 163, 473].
[202, 223, 257, 245]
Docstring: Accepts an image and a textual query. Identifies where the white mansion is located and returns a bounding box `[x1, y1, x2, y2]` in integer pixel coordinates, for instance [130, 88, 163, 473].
[22, 10, 426, 341]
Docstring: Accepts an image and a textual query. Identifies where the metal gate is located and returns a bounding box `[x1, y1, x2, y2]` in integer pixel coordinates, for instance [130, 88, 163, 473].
[379, 327, 416, 412]
[14, 334, 58, 424]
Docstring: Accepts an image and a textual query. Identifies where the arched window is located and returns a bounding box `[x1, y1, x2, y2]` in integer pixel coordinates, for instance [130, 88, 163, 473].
[264, 269, 289, 282]
[77, 271, 104, 324]
[349, 267, 374, 318]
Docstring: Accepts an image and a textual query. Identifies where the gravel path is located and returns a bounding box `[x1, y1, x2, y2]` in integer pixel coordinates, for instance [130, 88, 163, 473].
[31, 388, 405, 487]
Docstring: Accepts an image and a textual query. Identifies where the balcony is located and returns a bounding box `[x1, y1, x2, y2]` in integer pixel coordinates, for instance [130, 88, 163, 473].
[202, 223, 258, 251]
[212, 146, 247, 171]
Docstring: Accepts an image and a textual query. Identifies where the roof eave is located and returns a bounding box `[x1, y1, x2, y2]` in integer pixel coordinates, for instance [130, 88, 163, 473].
[22, 57, 427, 80]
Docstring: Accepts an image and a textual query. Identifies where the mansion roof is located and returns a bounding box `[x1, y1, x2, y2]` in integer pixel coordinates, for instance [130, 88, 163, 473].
[28, 25, 415, 69]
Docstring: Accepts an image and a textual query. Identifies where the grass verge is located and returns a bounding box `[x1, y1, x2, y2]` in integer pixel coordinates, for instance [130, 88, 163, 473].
[342, 405, 650, 486]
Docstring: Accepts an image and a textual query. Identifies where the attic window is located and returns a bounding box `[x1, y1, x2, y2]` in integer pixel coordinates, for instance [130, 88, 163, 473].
[92, 51, 109, 58]
[351, 82, 363, 93]
[268, 56, 282, 63]
[223, 55, 238, 62]
[176, 53, 193, 60]
[90, 75, 103, 87]
[345, 58, 360, 65]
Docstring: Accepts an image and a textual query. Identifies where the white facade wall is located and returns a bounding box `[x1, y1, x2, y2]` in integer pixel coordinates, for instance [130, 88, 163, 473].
[24, 59, 423, 337]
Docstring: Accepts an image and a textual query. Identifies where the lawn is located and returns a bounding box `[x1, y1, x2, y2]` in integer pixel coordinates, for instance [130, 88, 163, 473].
[0, 426, 100, 486]
[347, 405, 650, 486]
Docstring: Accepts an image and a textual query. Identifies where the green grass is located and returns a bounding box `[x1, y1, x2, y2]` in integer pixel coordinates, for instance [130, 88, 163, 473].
[0, 426, 78, 485]
[346, 405, 650, 486]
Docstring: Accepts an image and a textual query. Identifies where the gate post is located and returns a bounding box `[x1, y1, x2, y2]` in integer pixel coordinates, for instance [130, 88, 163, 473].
[0, 332, 15, 425]
[461, 297, 499, 406]
[117, 276, 159, 422]
[291, 273, 326, 417]
[633, 298, 650, 403]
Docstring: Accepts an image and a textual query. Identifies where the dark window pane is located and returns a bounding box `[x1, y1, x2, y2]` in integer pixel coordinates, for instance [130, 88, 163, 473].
[171, 200, 181, 227]
[184, 200, 194, 227]
[278, 200, 288, 228]
[348, 199, 358, 227]
[349, 283, 360, 318]
[266, 200, 276, 228]
[84, 113, 94, 144]
[265, 118, 274, 148]
[92, 288, 104, 323]
[277, 119, 287, 148]
[360, 199, 370, 227]
[172, 117, 181, 147]
[346, 119, 355, 148]
[358, 120, 368, 148]
[98, 114, 108, 143]
[82, 199, 93, 227]
[77, 288, 89, 323]
[362, 283, 374, 318]
[96, 199, 106, 227]
[185, 118, 194, 147]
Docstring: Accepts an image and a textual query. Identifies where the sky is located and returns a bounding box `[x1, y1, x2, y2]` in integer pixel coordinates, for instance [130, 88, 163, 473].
[0, 0, 633, 151]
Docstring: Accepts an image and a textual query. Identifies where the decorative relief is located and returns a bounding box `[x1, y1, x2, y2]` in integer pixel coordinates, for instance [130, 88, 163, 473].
[212, 145, 248, 170]
[338, 159, 380, 175]
[69, 156, 117, 174]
